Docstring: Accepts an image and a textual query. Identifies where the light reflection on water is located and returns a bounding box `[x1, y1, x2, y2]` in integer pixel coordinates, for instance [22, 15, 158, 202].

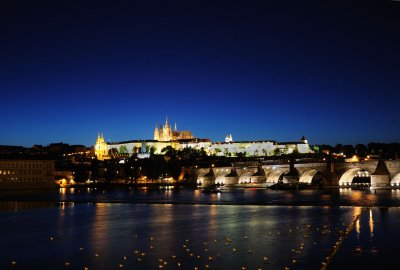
[328, 207, 400, 269]
[53, 187, 400, 206]
[369, 208, 374, 238]
[1, 189, 400, 269]
[0, 201, 399, 269]
[0, 203, 363, 270]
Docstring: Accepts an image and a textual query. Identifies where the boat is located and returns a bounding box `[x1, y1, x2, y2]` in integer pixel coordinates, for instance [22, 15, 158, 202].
[201, 184, 222, 194]
[268, 182, 321, 190]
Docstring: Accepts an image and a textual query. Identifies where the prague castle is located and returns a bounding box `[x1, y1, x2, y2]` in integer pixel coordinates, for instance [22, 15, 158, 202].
[94, 117, 311, 160]
[154, 117, 193, 141]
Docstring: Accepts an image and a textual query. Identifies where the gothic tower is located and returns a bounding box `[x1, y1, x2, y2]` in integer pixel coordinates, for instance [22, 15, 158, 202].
[162, 116, 172, 141]
[154, 124, 160, 141]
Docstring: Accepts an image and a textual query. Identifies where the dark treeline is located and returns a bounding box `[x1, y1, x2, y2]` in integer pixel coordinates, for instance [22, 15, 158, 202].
[316, 143, 400, 159]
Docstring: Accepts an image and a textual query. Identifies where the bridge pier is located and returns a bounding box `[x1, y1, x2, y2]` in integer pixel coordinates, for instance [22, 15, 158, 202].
[370, 159, 391, 187]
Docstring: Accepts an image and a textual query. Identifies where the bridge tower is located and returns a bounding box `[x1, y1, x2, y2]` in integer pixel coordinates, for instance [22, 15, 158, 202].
[371, 159, 390, 187]
[283, 157, 298, 183]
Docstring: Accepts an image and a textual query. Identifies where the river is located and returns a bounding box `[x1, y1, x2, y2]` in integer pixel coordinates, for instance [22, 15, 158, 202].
[0, 187, 399, 269]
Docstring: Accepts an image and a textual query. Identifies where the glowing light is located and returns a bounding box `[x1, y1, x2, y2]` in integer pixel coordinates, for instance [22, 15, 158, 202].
[369, 208, 374, 237]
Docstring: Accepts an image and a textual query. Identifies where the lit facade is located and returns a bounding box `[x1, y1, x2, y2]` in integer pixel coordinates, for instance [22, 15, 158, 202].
[94, 133, 110, 161]
[93, 120, 311, 159]
[225, 134, 233, 143]
[209, 140, 310, 157]
[0, 159, 55, 188]
[154, 117, 193, 141]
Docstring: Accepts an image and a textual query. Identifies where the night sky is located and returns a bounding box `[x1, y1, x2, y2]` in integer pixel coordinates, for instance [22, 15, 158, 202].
[1, 0, 399, 147]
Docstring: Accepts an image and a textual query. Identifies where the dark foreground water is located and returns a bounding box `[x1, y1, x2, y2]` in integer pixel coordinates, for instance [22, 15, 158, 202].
[1, 188, 400, 269]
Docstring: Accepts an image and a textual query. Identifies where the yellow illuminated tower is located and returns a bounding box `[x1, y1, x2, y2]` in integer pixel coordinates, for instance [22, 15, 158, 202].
[153, 116, 193, 141]
[154, 124, 160, 141]
[94, 133, 110, 160]
[162, 116, 172, 141]
[154, 116, 173, 141]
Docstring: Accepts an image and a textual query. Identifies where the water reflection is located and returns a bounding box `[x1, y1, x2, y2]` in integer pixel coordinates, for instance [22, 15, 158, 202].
[0, 201, 54, 212]
[369, 208, 374, 237]
[92, 203, 110, 240]
[356, 219, 360, 239]
[339, 188, 352, 194]
[0, 203, 398, 270]
[352, 207, 362, 239]
[49, 187, 400, 206]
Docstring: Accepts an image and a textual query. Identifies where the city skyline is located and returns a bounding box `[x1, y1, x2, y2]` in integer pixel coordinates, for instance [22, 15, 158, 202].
[1, 1, 400, 147]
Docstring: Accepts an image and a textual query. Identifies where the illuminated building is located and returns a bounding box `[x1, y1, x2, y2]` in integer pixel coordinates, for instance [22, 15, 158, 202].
[93, 119, 311, 159]
[154, 116, 193, 141]
[137, 142, 150, 159]
[94, 133, 110, 161]
[0, 159, 55, 188]
[209, 137, 310, 157]
[225, 134, 233, 143]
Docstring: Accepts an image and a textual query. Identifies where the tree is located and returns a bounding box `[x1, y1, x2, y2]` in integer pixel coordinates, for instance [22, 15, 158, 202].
[333, 144, 343, 154]
[223, 148, 229, 157]
[318, 144, 333, 154]
[119, 145, 128, 154]
[283, 145, 291, 155]
[109, 148, 119, 156]
[355, 144, 367, 157]
[342, 145, 355, 157]
[161, 146, 177, 159]
[262, 149, 268, 157]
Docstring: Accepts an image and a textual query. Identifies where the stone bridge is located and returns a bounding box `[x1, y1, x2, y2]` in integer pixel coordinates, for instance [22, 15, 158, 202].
[195, 160, 400, 187]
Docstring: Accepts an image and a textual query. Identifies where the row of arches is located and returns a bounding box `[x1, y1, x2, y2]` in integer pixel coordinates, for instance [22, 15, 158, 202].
[197, 167, 400, 187]
[197, 168, 323, 185]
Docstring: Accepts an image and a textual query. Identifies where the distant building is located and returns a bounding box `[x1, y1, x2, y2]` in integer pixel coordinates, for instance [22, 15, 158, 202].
[154, 116, 194, 141]
[137, 142, 150, 159]
[225, 134, 233, 143]
[94, 133, 110, 161]
[93, 118, 311, 159]
[0, 159, 55, 189]
[55, 170, 75, 187]
[210, 137, 311, 157]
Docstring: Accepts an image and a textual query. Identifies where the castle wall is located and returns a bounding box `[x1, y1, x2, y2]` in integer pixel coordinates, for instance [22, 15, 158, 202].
[208, 141, 310, 157]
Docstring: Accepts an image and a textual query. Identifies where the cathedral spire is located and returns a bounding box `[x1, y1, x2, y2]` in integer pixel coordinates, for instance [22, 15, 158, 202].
[165, 116, 169, 128]
[154, 123, 160, 141]
[174, 122, 177, 131]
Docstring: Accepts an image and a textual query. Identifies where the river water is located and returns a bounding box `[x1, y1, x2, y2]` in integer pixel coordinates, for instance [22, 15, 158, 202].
[0, 188, 400, 269]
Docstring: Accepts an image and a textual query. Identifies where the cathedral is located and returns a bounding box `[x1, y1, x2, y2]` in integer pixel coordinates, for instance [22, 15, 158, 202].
[94, 133, 110, 160]
[153, 117, 193, 141]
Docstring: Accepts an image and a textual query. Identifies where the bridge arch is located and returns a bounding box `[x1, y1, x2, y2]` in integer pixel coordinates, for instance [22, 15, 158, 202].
[339, 168, 370, 186]
[215, 175, 225, 185]
[266, 170, 285, 183]
[239, 171, 253, 184]
[299, 169, 322, 184]
[391, 173, 400, 186]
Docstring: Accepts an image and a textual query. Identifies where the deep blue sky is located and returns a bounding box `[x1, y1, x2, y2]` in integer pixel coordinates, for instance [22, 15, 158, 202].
[1, 0, 399, 147]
